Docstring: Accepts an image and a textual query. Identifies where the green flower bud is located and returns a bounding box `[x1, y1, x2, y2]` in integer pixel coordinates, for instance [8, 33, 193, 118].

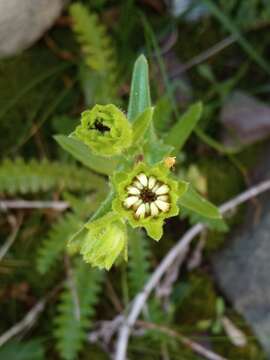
[80, 212, 127, 270]
[74, 104, 132, 156]
[112, 161, 187, 241]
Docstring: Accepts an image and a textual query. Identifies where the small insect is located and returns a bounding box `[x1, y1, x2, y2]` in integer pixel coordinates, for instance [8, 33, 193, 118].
[164, 157, 176, 170]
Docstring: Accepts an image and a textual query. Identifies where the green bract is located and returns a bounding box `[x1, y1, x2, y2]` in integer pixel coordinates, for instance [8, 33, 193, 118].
[79, 212, 127, 270]
[112, 161, 187, 241]
[73, 104, 132, 156]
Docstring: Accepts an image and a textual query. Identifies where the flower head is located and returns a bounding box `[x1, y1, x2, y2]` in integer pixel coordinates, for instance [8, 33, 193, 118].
[78, 212, 127, 270]
[112, 161, 186, 240]
[74, 104, 132, 156]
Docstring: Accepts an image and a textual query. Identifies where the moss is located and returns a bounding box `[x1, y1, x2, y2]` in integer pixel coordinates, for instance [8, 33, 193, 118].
[174, 272, 217, 328]
[200, 158, 244, 205]
[213, 312, 266, 360]
[129, 337, 202, 360]
[196, 158, 244, 252]
[172, 272, 265, 358]
[81, 344, 110, 359]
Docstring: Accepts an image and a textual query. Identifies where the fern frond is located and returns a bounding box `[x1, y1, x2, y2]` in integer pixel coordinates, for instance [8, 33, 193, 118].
[0, 158, 105, 195]
[128, 228, 151, 296]
[54, 259, 103, 360]
[36, 214, 82, 274]
[70, 3, 117, 101]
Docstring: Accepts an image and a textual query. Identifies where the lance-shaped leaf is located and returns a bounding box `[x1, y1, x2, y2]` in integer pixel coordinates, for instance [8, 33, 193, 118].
[179, 183, 221, 219]
[164, 102, 203, 152]
[144, 138, 173, 165]
[128, 55, 151, 122]
[132, 107, 154, 145]
[54, 135, 118, 175]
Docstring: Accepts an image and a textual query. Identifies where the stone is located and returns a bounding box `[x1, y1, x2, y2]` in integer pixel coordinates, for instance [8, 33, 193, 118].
[220, 91, 270, 146]
[213, 144, 270, 357]
[0, 0, 69, 58]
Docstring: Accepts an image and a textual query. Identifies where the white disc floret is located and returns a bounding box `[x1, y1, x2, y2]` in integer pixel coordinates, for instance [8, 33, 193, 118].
[123, 173, 171, 219]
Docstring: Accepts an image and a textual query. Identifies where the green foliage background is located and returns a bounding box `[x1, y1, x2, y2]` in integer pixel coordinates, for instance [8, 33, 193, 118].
[0, 0, 269, 359]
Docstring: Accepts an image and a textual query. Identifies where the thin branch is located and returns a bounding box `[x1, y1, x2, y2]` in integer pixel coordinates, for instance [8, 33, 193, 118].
[0, 218, 22, 261]
[88, 315, 124, 345]
[170, 19, 270, 78]
[0, 299, 46, 347]
[137, 320, 227, 360]
[171, 35, 236, 77]
[65, 255, 81, 321]
[155, 246, 188, 303]
[115, 179, 270, 360]
[187, 229, 207, 270]
[0, 283, 62, 347]
[0, 199, 69, 211]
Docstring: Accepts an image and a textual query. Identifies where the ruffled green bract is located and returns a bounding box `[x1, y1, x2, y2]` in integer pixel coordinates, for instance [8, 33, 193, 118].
[68, 212, 127, 270]
[74, 104, 132, 157]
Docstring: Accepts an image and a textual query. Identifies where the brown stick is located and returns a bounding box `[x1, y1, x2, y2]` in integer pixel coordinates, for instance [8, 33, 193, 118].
[0, 199, 69, 211]
[137, 320, 227, 360]
[115, 179, 270, 360]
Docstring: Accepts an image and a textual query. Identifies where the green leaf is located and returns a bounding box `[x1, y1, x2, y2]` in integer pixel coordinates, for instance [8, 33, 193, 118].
[127, 55, 151, 122]
[144, 138, 173, 165]
[179, 184, 221, 219]
[68, 190, 115, 253]
[90, 190, 115, 222]
[216, 297, 225, 317]
[153, 95, 174, 133]
[70, 3, 117, 102]
[0, 340, 45, 360]
[0, 158, 105, 194]
[178, 180, 189, 197]
[212, 319, 222, 334]
[0, 63, 71, 123]
[197, 320, 212, 331]
[144, 219, 163, 241]
[128, 228, 151, 296]
[195, 127, 242, 154]
[180, 207, 228, 232]
[164, 102, 203, 152]
[132, 107, 154, 145]
[54, 135, 118, 175]
[203, 0, 270, 75]
[54, 259, 103, 360]
[37, 214, 82, 274]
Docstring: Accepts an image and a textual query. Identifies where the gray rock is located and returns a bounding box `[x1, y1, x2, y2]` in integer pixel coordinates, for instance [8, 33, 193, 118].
[213, 147, 270, 357]
[0, 0, 68, 58]
[220, 91, 270, 147]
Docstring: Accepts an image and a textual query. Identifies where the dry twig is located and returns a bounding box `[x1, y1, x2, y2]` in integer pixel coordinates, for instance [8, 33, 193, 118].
[137, 320, 227, 360]
[0, 283, 62, 347]
[0, 215, 22, 261]
[65, 255, 81, 321]
[115, 179, 270, 360]
[0, 299, 46, 347]
[0, 199, 69, 211]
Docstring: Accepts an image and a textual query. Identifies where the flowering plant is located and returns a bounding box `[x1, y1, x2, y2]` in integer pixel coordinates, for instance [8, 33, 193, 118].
[55, 55, 221, 270]
[73, 104, 132, 156]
